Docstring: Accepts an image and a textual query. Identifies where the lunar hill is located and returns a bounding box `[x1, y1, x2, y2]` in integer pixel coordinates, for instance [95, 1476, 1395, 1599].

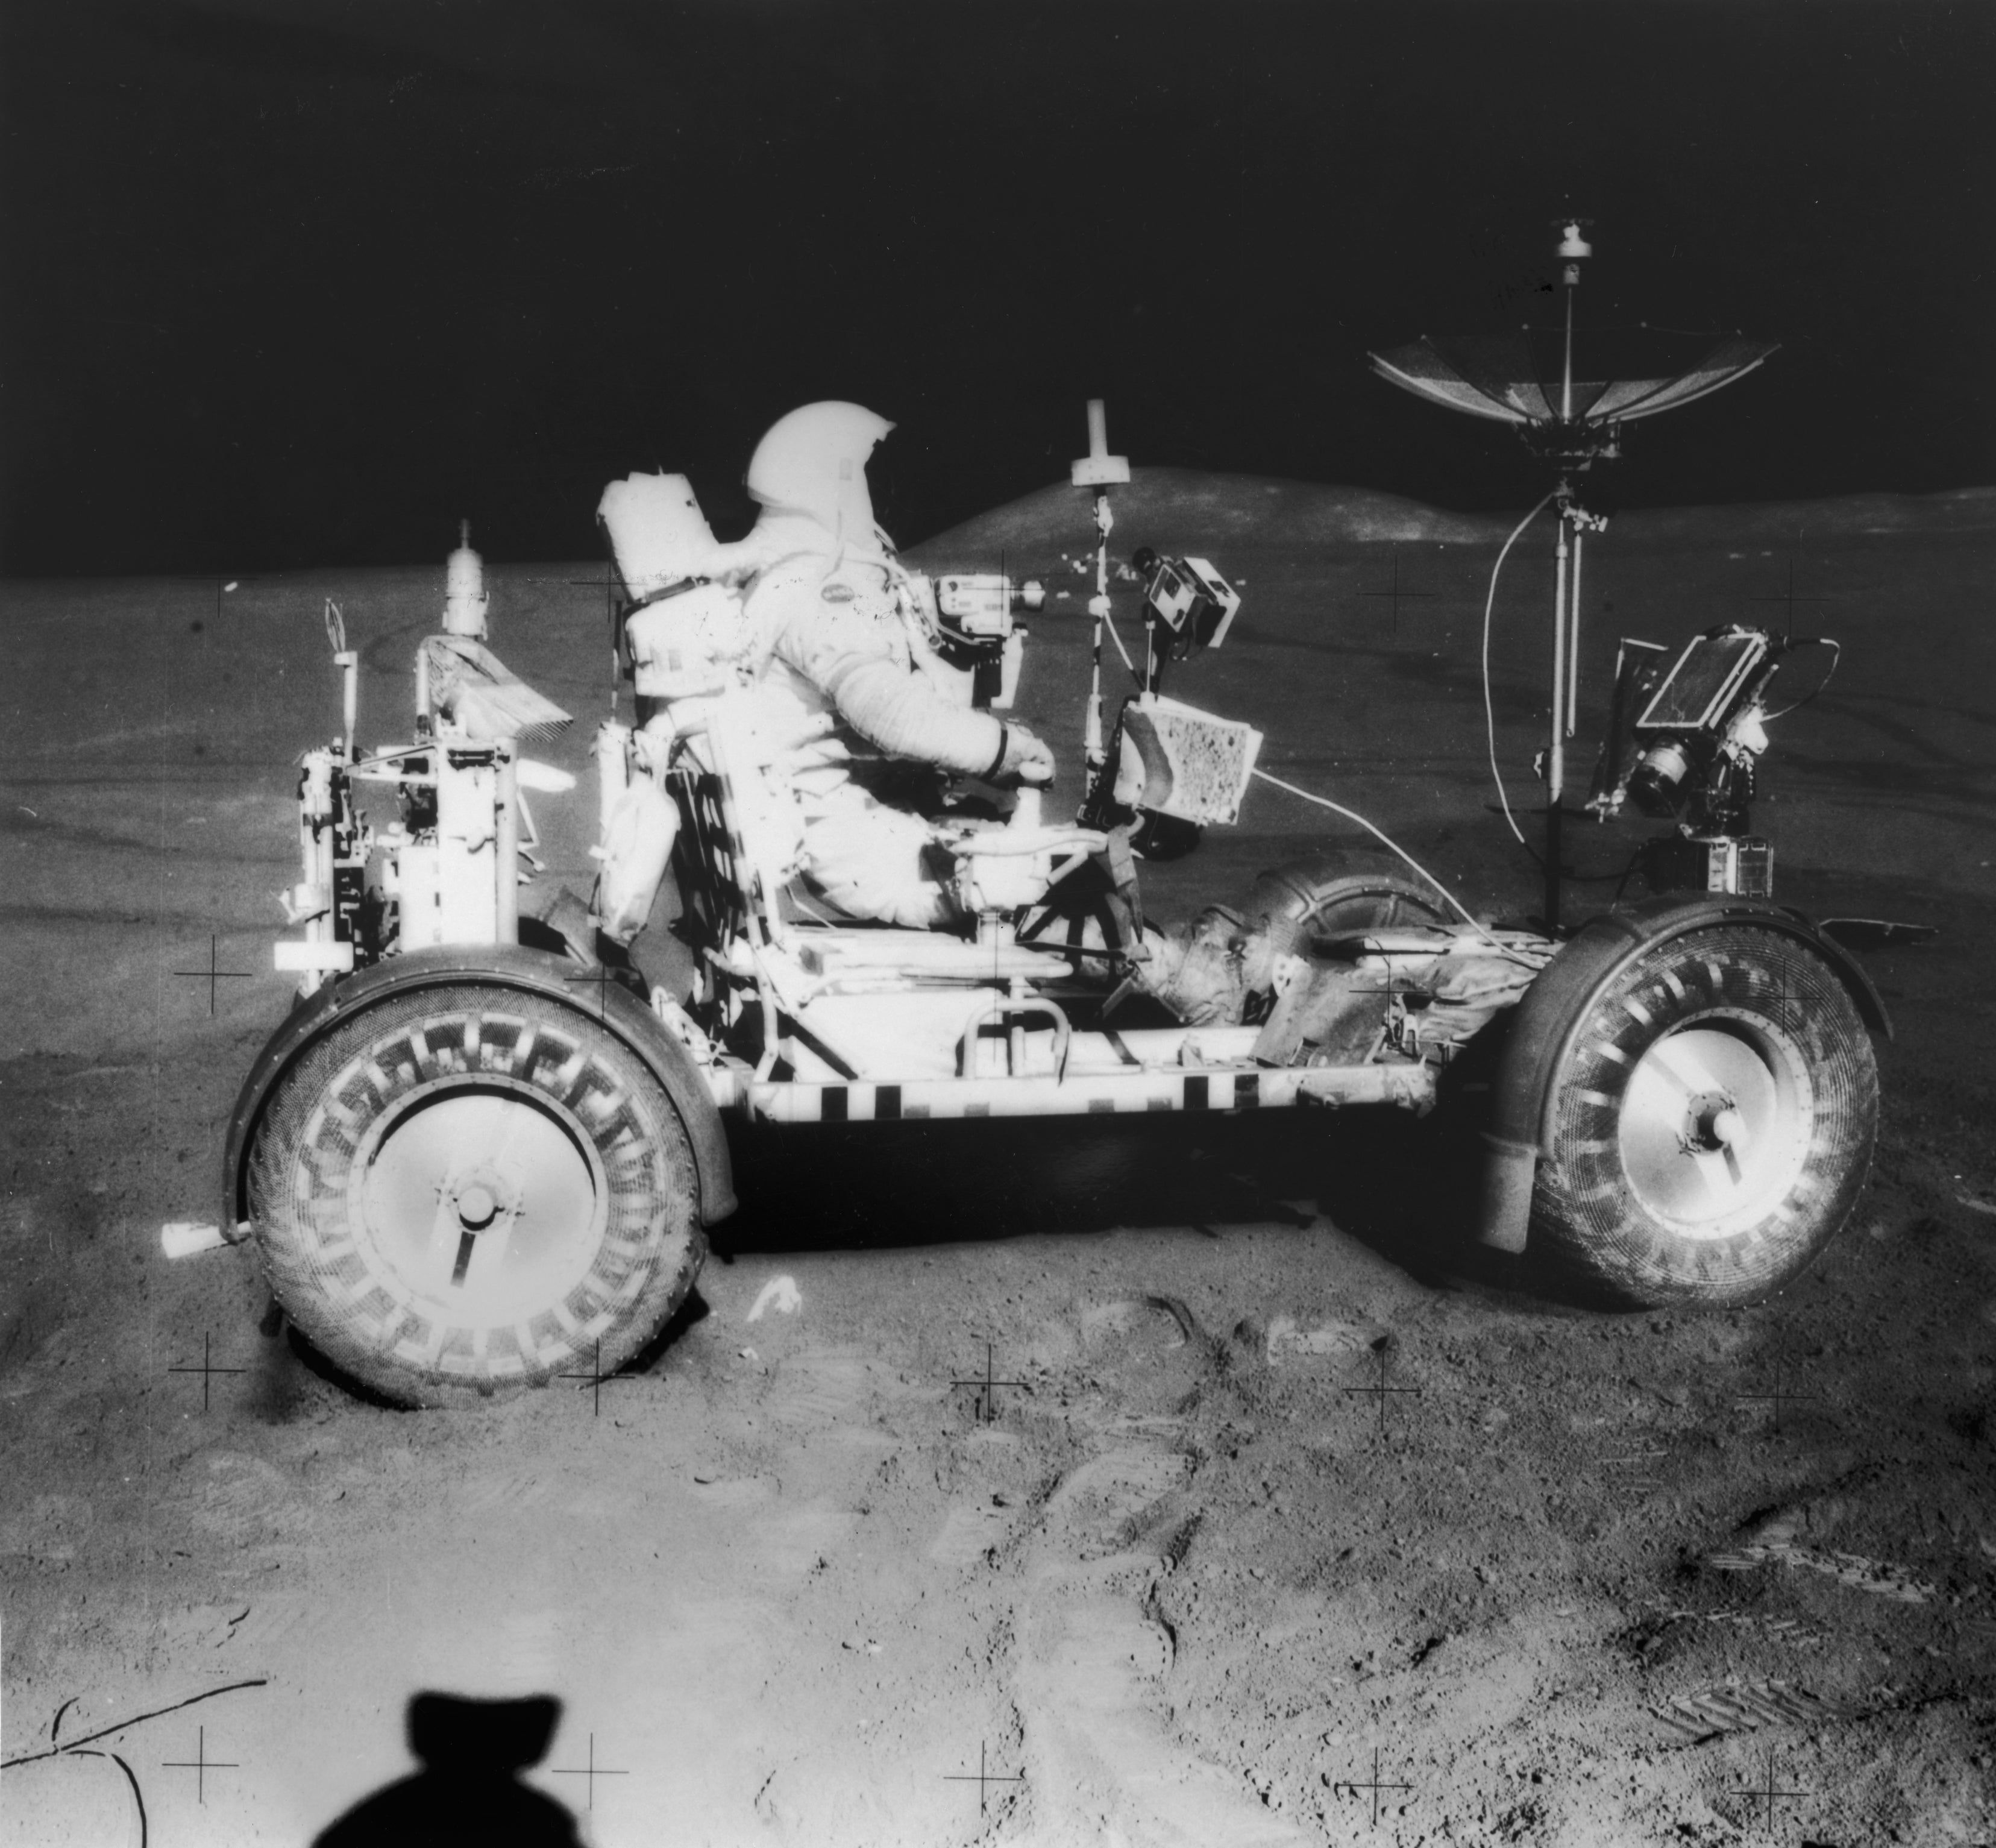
[916, 465, 1996, 558]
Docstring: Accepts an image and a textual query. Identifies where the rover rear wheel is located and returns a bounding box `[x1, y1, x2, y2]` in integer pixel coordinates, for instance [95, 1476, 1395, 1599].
[245, 982, 705, 1406]
[1533, 925, 1877, 1306]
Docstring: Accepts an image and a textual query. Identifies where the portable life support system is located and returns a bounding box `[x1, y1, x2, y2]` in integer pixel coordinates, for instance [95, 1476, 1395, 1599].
[591, 474, 752, 943]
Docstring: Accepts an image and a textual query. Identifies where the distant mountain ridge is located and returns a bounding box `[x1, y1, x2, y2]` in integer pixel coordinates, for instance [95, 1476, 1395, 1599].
[911, 467, 1996, 561]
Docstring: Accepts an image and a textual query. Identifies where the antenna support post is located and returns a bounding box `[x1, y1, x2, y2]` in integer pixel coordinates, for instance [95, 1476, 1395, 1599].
[1073, 400, 1129, 783]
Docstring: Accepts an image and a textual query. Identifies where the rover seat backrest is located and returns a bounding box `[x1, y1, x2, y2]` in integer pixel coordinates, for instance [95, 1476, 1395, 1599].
[667, 762, 750, 958]
[667, 690, 808, 961]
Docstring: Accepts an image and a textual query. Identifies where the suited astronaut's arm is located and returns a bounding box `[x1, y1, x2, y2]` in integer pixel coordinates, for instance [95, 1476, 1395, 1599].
[764, 583, 1013, 779]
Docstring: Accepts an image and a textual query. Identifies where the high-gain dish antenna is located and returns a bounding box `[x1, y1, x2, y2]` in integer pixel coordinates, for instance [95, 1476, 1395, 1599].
[1369, 221, 1776, 928]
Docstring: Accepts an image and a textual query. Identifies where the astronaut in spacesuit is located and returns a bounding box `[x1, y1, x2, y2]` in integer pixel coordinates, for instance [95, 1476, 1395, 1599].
[729, 401, 1053, 929]
[590, 403, 1239, 1015]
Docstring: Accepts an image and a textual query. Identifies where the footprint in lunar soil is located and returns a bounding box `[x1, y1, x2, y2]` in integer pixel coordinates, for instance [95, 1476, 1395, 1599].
[1008, 1301, 1314, 1847]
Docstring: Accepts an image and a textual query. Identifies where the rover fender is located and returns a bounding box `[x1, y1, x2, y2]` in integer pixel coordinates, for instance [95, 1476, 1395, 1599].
[222, 943, 736, 1238]
[1475, 894, 1889, 1254]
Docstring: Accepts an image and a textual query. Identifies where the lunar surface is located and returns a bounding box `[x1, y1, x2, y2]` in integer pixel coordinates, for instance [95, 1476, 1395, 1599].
[4, 472, 1993, 1845]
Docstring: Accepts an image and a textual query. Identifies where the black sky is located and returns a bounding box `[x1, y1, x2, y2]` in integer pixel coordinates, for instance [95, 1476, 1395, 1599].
[3, 0, 1991, 576]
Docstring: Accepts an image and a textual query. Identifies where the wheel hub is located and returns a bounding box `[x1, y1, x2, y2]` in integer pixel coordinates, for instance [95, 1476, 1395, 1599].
[1683, 1092, 1743, 1153]
[350, 1079, 609, 1328]
[1616, 1019, 1810, 1237]
[450, 1175, 508, 1232]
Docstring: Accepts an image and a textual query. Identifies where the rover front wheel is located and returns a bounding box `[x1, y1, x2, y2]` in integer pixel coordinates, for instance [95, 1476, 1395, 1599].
[1239, 852, 1455, 996]
[245, 982, 705, 1405]
[1533, 926, 1877, 1306]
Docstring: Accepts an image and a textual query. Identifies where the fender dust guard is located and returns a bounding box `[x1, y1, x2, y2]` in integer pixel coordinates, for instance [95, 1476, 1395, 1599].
[1475, 894, 1889, 1254]
[222, 944, 737, 1238]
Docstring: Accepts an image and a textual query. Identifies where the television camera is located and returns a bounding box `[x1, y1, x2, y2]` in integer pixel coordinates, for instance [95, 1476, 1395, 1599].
[1587, 622, 1838, 898]
[1077, 547, 1249, 859]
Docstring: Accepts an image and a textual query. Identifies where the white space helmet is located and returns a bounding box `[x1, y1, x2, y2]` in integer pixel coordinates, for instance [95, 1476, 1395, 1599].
[745, 401, 896, 542]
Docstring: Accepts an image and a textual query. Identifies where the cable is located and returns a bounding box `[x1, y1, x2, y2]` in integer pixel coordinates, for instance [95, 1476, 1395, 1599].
[1759, 637, 1841, 721]
[1481, 489, 1558, 845]
[1249, 767, 1534, 963]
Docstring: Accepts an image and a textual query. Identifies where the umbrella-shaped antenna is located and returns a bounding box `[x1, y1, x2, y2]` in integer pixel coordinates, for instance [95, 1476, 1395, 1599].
[1369, 328, 1776, 464]
[1368, 222, 1775, 927]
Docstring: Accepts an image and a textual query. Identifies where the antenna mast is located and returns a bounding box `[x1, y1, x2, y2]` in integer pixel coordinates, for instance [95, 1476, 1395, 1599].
[1545, 219, 1592, 929]
[1368, 217, 1773, 931]
[1071, 399, 1131, 798]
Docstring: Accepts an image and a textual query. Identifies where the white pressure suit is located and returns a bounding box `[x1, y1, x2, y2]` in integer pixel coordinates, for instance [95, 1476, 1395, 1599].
[593, 407, 1234, 1020]
[728, 403, 1049, 929]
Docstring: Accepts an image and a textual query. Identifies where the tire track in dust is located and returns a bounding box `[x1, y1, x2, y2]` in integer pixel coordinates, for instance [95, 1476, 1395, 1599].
[927, 1497, 1019, 1568]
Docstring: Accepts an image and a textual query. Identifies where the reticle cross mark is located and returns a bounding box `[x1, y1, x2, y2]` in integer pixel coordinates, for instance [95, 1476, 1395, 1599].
[1357, 549, 1442, 636]
[1727, 1744, 1811, 1830]
[1332, 1746, 1413, 1828]
[1749, 552, 1830, 644]
[171, 935, 256, 1014]
[563, 963, 642, 1022]
[952, 1342, 1029, 1425]
[1735, 1360, 1820, 1436]
[557, 1339, 641, 1416]
[548, 1732, 629, 1811]
[1343, 1345, 1422, 1435]
[160, 1726, 238, 1805]
[167, 1331, 247, 1411]
[943, 1741, 1025, 1815]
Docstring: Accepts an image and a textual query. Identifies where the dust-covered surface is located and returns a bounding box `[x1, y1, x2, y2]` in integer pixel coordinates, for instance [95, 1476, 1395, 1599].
[4, 480, 1994, 1844]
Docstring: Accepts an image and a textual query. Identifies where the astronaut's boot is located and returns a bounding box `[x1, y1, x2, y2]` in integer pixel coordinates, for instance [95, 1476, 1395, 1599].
[535, 887, 601, 966]
[1135, 905, 1256, 1026]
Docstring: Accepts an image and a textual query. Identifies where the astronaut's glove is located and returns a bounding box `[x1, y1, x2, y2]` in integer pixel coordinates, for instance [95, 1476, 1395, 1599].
[987, 722, 1055, 788]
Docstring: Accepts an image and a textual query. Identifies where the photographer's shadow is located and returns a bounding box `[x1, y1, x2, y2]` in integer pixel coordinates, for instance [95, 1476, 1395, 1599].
[313, 1692, 583, 1847]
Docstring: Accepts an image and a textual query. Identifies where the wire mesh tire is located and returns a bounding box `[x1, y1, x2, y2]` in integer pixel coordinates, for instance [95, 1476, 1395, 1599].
[245, 982, 706, 1406]
[1531, 925, 1877, 1307]
[1240, 852, 1455, 995]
